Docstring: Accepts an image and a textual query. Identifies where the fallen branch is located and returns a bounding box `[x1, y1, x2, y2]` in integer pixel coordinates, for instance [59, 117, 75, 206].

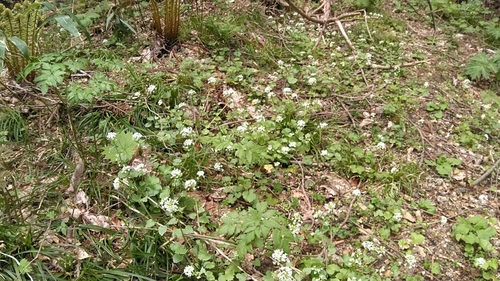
[472, 158, 500, 186]
[369, 60, 429, 69]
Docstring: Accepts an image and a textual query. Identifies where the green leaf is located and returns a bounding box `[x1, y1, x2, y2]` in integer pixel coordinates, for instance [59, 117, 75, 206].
[54, 15, 81, 37]
[431, 263, 441, 275]
[411, 232, 425, 244]
[465, 52, 494, 80]
[436, 162, 452, 176]
[61, 7, 92, 43]
[17, 259, 31, 274]
[158, 225, 168, 236]
[8, 36, 29, 58]
[145, 219, 155, 228]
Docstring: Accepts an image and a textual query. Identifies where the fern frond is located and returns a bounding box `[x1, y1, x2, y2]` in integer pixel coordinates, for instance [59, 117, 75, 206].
[151, 0, 162, 35]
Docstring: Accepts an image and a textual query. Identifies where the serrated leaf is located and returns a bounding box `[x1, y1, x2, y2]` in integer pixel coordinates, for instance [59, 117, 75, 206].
[465, 52, 493, 80]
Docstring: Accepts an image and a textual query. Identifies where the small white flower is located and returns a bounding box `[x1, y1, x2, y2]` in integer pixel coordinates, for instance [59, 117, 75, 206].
[207, 77, 217, 84]
[132, 132, 143, 140]
[184, 179, 197, 190]
[405, 254, 417, 269]
[223, 87, 237, 96]
[281, 146, 290, 153]
[113, 177, 121, 189]
[375, 142, 386, 150]
[267, 91, 275, 98]
[106, 132, 117, 140]
[184, 265, 195, 277]
[324, 202, 336, 213]
[147, 84, 156, 93]
[440, 216, 448, 225]
[277, 60, 284, 66]
[237, 123, 248, 132]
[289, 142, 297, 148]
[196, 171, 205, 178]
[160, 197, 179, 214]
[236, 74, 244, 81]
[257, 126, 265, 132]
[272, 249, 290, 264]
[264, 86, 273, 93]
[320, 150, 328, 156]
[183, 139, 194, 148]
[274, 162, 280, 167]
[291, 93, 298, 99]
[478, 194, 488, 204]
[352, 189, 361, 196]
[297, 120, 306, 129]
[424, 82, 429, 88]
[187, 89, 196, 95]
[319, 122, 328, 129]
[171, 168, 182, 179]
[307, 77, 317, 85]
[276, 115, 284, 122]
[132, 91, 141, 98]
[393, 212, 402, 222]
[276, 266, 294, 281]
[462, 79, 471, 89]
[252, 99, 260, 105]
[283, 87, 292, 94]
[180, 127, 193, 137]
[214, 162, 223, 171]
[158, 99, 163, 106]
[474, 257, 486, 268]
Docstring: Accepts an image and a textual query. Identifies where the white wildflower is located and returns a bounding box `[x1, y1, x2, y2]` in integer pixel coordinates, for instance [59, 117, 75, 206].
[393, 212, 402, 222]
[180, 127, 193, 137]
[236, 74, 244, 81]
[160, 197, 179, 214]
[184, 265, 195, 277]
[375, 142, 386, 150]
[324, 202, 336, 214]
[288, 142, 297, 148]
[187, 89, 196, 95]
[319, 122, 328, 129]
[113, 177, 121, 189]
[297, 120, 306, 129]
[272, 249, 290, 265]
[214, 162, 223, 171]
[405, 254, 417, 269]
[321, 150, 328, 156]
[132, 132, 143, 140]
[183, 139, 194, 149]
[171, 168, 182, 179]
[184, 179, 197, 190]
[196, 171, 205, 178]
[474, 257, 486, 268]
[207, 77, 217, 84]
[264, 86, 273, 93]
[106, 132, 117, 140]
[147, 84, 156, 93]
[158, 99, 163, 106]
[276, 115, 284, 122]
[352, 189, 361, 196]
[307, 77, 317, 85]
[281, 146, 290, 153]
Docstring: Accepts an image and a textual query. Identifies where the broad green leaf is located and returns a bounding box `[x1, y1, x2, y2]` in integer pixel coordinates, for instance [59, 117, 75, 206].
[8, 36, 29, 58]
[465, 52, 493, 80]
[54, 15, 80, 37]
[431, 263, 441, 274]
[411, 232, 425, 244]
[158, 225, 168, 236]
[61, 8, 92, 43]
[145, 219, 155, 228]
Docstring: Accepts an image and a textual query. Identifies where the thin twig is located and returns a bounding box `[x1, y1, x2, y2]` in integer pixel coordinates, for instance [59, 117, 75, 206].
[369, 60, 429, 69]
[334, 97, 356, 126]
[472, 158, 500, 186]
[295, 159, 312, 210]
[335, 19, 356, 54]
[407, 119, 427, 167]
[313, 0, 331, 50]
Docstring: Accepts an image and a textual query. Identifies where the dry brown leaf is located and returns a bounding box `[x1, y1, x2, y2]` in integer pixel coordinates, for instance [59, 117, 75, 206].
[75, 248, 91, 260]
[403, 211, 416, 223]
[75, 190, 89, 207]
[82, 213, 111, 229]
[66, 156, 85, 194]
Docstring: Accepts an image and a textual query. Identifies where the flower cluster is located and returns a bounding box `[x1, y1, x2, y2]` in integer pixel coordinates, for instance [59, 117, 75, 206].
[288, 212, 302, 236]
[160, 197, 179, 214]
